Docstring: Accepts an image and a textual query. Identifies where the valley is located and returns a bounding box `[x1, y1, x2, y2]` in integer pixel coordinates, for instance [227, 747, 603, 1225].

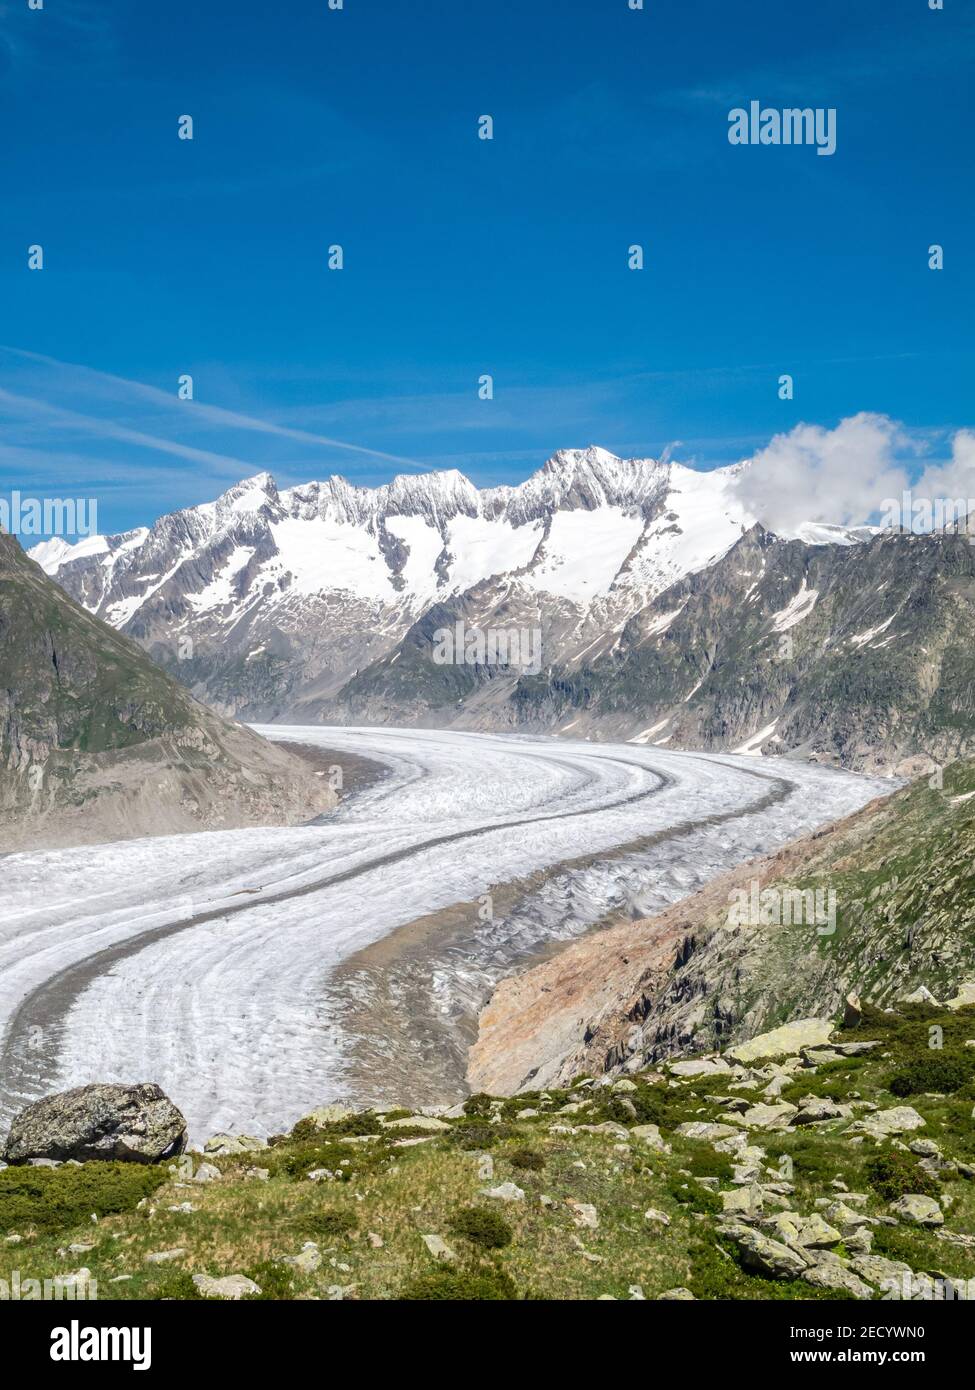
[0, 727, 889, 1144]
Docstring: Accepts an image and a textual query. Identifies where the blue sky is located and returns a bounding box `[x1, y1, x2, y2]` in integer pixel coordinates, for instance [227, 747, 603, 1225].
[0, 0, 972, 536]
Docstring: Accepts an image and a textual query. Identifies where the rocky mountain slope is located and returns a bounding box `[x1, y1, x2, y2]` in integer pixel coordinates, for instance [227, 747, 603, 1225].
[340, 522, 975, 775]
[3, 1001, 974, 1303]
[468, 759, 975, 1095]
[0, 531, 336, 851]
[34, 447, 973, 771]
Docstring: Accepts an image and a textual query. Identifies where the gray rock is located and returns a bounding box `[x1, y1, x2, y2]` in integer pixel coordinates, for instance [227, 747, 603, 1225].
[192, 1273, 261, 1299]
[802, 1263, 874, 1299]
[889, 1194, 944, 1227]
[383, 1115, 450, 1132]
[567, 1201, 599, 1229]
[658, 1287, 696, 1300]
[629, 1123, 670, 1152]
[191, 1161, 222, 1184]
[145, 1248, 186, 1264]
[421, 1234, 456, 1262]
[479, 1181, 524, 1202]
[203, 1132, 265, 1156]
[846, 1106, 926, 1139]
[721, 1223, 811, 1279]
[741, 1102, 798, 1131]
[726, 1019, 833, 1064]
[849, 1253, 912, 1292]
[793, 1097, 850, 1124]
[1, 1083, 186, 1165]
[676, 1122, 740, 1143]
[644, 1208, 671, 1227]
[668, 1057, 731, 1077]
[282, 1243, 321, 1273]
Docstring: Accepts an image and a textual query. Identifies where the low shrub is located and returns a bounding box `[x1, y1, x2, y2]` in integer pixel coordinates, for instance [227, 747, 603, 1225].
[864, 1149, 941, 1201]
[400, 1266, 518, 1300]
[887, 1052, 974, 1097]
[305, 1208, 357, 1239]
[448, 1206, 513, 1249]
[0, 1161, 167, 1234]
[507, 1147, 546, 1172]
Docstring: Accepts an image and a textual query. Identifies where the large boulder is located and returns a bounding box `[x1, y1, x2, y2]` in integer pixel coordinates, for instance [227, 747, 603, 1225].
[726, 1019, 833, 1064]
[1, 1083, 186, 1164]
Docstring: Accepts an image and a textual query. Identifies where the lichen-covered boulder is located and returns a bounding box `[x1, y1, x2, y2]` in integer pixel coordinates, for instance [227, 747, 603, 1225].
[1, 1083, 186, 1164]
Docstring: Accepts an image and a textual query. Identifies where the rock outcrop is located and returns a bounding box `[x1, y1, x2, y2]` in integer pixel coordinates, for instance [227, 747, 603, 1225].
[2, 1082, 187, 1164]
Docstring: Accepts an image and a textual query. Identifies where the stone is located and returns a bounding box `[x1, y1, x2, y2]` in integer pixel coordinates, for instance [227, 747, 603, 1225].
[908, 1138, 941, 1158]
[643, 1208, 671, 1227]
[722, 1224, 811, 1279]
[145, 1249, 185, 1264]
[421, 1234, 456, 1262]
[479, 1182, 525, 1202]
[801, 1048, 845, 1066]
[793, 1097, 849, 1125]
[629, 1123, 670, 1152]
[889, 1194, 944, 1227]
[658, 1286, 696, 1300]
[944, 981, 975, 1011]
[847, 1106, 926, 1139]
[796, 1214, 842, 1248]
[1, 1082, 186, 1165]
[829, 1041, 880, 1057]
[203, 1133, 265, 1156]
[741, 1102, 798, 1131]
[191, 1162, 222, 1184]
[843, 992, 863, 1028]
[578, 1121, 629, 1138]
[845, 1226, 874, 1255]
[192, 1273, 261, 1300]
[611, 1079, 637, 1092]
[668, 1057, 731, 1077]
[849, 1253, 912, 1290]
[825, 1201, 874, 1234]
[802, 1263, 874, 1299]
[898, 986, 940, 1006]
[515, 1108, 538, 1120]
[566, 1201, 599, 1229]
[245, 1167, 270, 1181]
[675, 1122, 740, 1143]
[726, 1019, 833, 1065]
[282, 1243, 321, 1274]
[383, 1115, 450, 1132]
[297, 1104, 354, 1128]
[368, 1232, 384, 1248]
[721, 1185, 762, 1216]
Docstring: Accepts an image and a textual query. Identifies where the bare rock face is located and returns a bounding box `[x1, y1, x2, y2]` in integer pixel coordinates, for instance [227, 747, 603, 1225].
[2, 1082, 187, 1164]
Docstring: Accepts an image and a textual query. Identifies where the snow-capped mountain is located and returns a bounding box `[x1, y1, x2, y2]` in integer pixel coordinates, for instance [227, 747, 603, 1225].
[32, 448, 768, 714]
[34, 443, 958, 774]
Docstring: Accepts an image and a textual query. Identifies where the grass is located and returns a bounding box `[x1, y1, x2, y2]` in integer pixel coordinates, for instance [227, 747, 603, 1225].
[2, 1002, 973, 1301]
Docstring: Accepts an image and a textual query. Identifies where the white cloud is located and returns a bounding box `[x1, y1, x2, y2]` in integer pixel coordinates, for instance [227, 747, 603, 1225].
[730, 412, 913, 531]
[912, 429, 975, 516]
